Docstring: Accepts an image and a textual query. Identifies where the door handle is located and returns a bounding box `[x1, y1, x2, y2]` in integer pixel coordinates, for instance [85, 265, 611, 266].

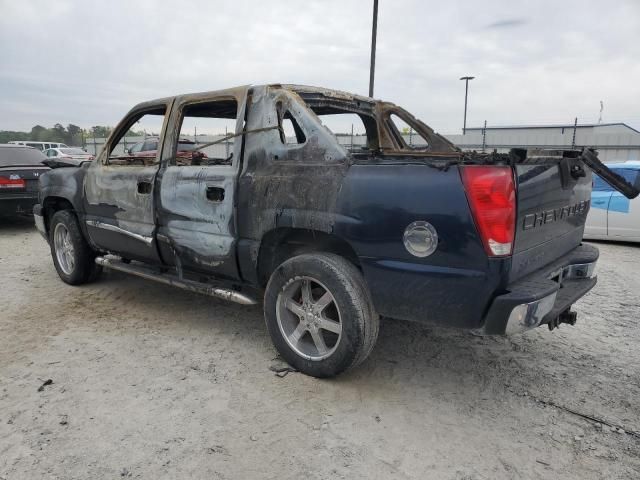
[206, 186, 225, 202]
[137, 181, 152, 194]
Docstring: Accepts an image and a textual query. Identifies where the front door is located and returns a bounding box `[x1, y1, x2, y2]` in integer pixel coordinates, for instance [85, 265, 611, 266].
[84, 102, 172, 263]
[156, 89, 248, 280]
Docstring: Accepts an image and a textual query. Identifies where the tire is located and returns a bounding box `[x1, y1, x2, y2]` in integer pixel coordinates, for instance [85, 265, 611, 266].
[49, 210, 102, 285]
[264, 253, 379, 378]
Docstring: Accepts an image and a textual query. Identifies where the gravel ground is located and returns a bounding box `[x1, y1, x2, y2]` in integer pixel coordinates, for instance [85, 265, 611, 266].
[1, 216, 639, 480]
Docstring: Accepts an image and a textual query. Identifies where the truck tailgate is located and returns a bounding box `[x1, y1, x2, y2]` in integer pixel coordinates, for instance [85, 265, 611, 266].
[510, 160, 592, 282]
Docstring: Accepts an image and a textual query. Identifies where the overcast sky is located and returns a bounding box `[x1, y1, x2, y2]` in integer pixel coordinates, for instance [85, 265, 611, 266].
[1, 0, 639, 134]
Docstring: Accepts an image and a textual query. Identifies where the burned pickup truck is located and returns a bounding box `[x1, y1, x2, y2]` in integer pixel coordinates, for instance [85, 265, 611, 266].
[34, 84, 638, 377]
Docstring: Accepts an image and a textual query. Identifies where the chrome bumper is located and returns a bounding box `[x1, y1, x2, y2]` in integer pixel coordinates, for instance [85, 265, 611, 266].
[503, 260, 597, 334]
[477, 244, 599, 335]
[33, 204, 48, 242]
[504, 291, 558, 334]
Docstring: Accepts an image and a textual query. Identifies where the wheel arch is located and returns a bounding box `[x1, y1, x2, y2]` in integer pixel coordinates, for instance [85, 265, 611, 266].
[256, 227, 361, 287]
[42, 196, 76, 236]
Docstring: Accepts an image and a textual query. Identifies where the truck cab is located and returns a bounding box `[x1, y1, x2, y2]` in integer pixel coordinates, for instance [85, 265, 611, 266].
[33, 84, 638, 377]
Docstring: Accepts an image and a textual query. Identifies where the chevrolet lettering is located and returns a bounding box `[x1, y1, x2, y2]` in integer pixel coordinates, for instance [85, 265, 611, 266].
[523, 200, 590, 231]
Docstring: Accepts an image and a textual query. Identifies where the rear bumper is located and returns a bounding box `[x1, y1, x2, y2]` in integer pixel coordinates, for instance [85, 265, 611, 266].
[33, 204, 48, 241]
[0, 195, 39, 216]
[476, 244, 598, 335]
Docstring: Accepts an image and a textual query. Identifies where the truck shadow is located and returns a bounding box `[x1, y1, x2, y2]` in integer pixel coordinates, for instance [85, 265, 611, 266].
[60, 269, 636, 434]
[0, 215, 36, 233]
[584, 239, 640, 249]
[89, 270, 586, 396]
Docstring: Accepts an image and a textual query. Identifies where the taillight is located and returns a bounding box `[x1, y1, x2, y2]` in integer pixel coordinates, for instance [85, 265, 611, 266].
[0, 175, 26, 190]
[460, 165, 516, 257]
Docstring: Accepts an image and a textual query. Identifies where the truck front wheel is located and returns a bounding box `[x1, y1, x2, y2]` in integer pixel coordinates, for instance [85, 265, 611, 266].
[264, 253, 379, 378]
[50, 210, 102, 285]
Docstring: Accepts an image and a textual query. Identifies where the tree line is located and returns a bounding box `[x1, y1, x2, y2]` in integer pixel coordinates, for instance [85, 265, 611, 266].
[0, 124, 144, 146]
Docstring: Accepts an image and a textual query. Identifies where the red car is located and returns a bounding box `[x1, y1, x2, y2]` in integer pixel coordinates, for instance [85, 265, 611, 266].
[124, 137, 207, 165]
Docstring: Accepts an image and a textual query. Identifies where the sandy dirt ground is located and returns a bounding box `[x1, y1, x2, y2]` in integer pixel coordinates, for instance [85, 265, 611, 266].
[1, 216, 639, 480]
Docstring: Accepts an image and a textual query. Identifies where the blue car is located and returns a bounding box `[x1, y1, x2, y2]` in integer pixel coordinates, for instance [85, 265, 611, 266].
[584, 161, 640, 242]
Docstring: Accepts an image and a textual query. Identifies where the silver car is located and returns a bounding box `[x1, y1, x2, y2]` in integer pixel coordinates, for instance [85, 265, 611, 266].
[43, 147, 94, 167]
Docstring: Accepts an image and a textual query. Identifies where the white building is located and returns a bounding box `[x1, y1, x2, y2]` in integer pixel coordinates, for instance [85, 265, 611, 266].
[444, 123, 640, 161]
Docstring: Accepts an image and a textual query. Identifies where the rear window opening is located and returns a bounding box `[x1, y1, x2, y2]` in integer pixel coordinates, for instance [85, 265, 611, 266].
[388, 113, 428, 150]
[0, 146, 47, 167]
[315, 113, 372, 153]
[307, 109, 379, 153]
[293, 92, 380, 154]
[276, 102, 306, 145]
[176, 99, 238, 166]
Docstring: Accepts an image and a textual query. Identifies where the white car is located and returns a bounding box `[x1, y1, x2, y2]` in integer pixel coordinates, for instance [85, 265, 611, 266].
[584, 161, 640, 242]
[42, 147, 94, 166]
[9, 141, 68, 151]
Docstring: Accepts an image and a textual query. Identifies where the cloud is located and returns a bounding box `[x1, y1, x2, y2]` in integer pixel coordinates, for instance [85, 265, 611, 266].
[484, 18, 528, 29]
[0, 0, 639, 133]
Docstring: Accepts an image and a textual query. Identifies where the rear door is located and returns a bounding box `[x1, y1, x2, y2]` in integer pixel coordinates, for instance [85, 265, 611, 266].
[607, 167, 640, 239]
[84, 101, 172, 263]
[156, 88, 248, 280]
[509, 156, 593, 281]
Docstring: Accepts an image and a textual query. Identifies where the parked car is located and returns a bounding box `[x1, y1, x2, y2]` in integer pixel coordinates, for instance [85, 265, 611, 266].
[42, 147, 94, 167]
[124, 137, 208, 165]
[9, 141, 68, 151]
[584, 161, 640, 242]
[0, 144, 49, 216]
[32, 85, 638, 377]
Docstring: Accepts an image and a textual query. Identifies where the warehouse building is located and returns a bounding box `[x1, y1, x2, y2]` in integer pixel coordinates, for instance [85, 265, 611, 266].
[444, 122, 640, 161]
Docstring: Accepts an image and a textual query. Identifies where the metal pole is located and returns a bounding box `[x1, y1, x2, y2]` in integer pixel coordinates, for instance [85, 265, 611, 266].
[482, 120, 487, 153]
[225, 126, 229, 158]
[463, 81, 469, 134]
[350, 123, 354, 152]
[571, 117, 578, 149]
[368, 0, 378, 98]
[409, 127, 413, 146]
[460, 76, 474, 134]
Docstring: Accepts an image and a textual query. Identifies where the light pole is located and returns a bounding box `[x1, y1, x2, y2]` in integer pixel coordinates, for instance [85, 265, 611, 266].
[368, 0, 379, 98]
[460, 76, 475, 134]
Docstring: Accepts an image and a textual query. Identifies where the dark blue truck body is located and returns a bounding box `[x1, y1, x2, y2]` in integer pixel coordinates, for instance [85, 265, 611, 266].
[34, 84, 626, 377]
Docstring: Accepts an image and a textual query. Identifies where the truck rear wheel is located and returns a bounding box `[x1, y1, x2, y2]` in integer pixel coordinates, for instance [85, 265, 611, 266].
[264, 253, 379, 378]
[50, 210, 102, 285]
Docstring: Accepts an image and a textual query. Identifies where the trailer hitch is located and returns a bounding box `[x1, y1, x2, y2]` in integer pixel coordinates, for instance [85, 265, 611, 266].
[548, 309, 578, 331]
